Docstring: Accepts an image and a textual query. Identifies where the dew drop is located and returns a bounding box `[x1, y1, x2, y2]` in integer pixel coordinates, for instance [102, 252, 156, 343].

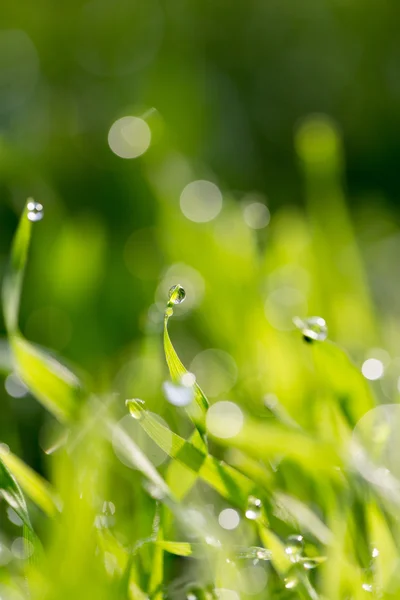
[371, 547, 379, 558]
[102, 501, 116, 516]
[293, 316, 328, 342]
[168, 284, 186, 305]
[256, 548, 272, 560]
[236, 546, 272, 561]
[94, 515, 109, 529]
[284, 575, 298, 589]
[165, 307, 173, 317]
[205, 535, 222, 548]
[26, 199, 44, 222]
[245, 496, 263, 521]
[285, 535, 304, 562]
[126, 398, 145, 420]
[362, 583, 373, 593]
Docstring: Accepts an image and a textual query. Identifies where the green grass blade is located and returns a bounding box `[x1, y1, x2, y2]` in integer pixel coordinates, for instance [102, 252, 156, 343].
[126, 399, 257, 508]
[0, 454, 32, 530]
[2, 201, 85, 422]
[0, 445, 60, 518]
[126, 397, 292, 576]
[156, 541, 193, 556]
[2, 201, 32, 334]
[11, 334, 84, 423]
[209, 417, 340, 476]
[274, 492, 333, 545]
[148, 510, 164, 600]
[164, 311, 208, 439]
[109, 418, 173, 501]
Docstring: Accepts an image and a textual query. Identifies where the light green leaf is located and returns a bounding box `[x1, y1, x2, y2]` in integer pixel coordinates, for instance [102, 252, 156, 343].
[11, 334, 84, 423]
[156, 541, 193, 556]
[0, 445, 60, 518]
[2, 201, 32, 334]
[126, 399, 256, 509]
[0, 454, 31, 530]
[209, 417, 340, 476]
[164, 311, 208, 440]
[274, 492, 333, 545]
[2, 200, 85, 422]
[109, 418, 172, 501]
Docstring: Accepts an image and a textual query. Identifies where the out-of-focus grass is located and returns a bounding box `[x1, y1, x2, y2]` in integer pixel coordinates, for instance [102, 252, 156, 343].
[1, 117, 400, 600]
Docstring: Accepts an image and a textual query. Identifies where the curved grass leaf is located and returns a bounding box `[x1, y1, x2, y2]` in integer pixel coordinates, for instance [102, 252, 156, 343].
[109, 418, 173, 501]
[0, 454, 31, 529]
[126, 399, 256, 509]
[125, 401, 293, 574]
[209, 417, 340, 476]
[274, 492, 333, 545]
[164, 311, 208, 436]
[2, 202, 32, 334]
[11, 335, 83, 423]
[0, 445, 60, 518]
[310, 341, 376, 426]
[2, 200, 85, 422]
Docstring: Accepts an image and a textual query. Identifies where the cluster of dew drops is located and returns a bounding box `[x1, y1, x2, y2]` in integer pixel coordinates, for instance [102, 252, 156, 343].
[26, 199, 44, 222]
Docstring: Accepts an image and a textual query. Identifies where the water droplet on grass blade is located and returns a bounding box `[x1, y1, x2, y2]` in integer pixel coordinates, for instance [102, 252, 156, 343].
[205, 535, 222, 548]
[102, 501, 116, 515]
[284, 575, 298, 589]
[245, 496, 263, 520]
[168, 284, 186, 305]
[285, 535, 304, 562]
[372, 547, 379, 558]
[293, 316, 328, 342]
[362, 583, 373, 593]
[236, 546, 272, 561]
[26, 199, 43, 222]
[126, 398, 145, 420]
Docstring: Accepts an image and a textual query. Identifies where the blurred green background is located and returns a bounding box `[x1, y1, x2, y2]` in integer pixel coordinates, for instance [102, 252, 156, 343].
[1, 3, 400, 597]
[1, 0, 400, 461]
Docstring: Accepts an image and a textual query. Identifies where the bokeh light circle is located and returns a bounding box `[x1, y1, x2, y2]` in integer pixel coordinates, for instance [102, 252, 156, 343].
[243, 202, 270, 229]
[218, 508, 240, 530]
[361, 358, 384, 381]
[180, 180, 223, 223]
[206, 401, 244, 439]
[190, 349, 237, 397]
[108, 116, 151, 159]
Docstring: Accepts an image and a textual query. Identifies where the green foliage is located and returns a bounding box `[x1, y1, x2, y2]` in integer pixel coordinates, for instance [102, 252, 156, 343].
[1, 120, 400, 600]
